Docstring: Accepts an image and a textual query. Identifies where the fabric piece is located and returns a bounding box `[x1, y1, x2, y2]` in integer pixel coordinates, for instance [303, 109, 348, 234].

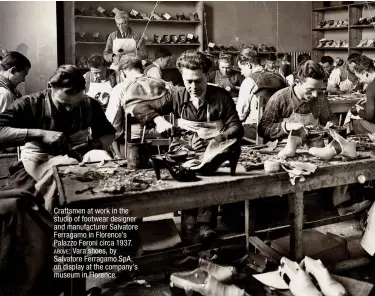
[351, 119, 375, 135]
[258, 86, 332, 140]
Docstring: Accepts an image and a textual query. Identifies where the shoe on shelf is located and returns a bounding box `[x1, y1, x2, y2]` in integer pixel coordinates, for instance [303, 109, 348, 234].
[341, 40, 349, 48]
[189, 12, 195, 21]
[336, 40, 343, 47]
[324, 20, 334, 27]
[178, 34, 187, 43]
[365, 39, 375, 48]
[194, 12, 200, 21]
[161, 34, 171, 43]
[199, 225, 217, 242]
[138, 10, 149, 20]
[170, 34, 178, 43]
[319, 20, 326, 28]
[278, 128, 304, 158]
[336, 20, 343, 27]
[154, 34, 161, 43]
[180, 12, 187, 20]
[342, 19, 348, 26]
[354, 17, 365, 25]
[150, 12, 162, 20]
[332, 20, 339, 27]
[317, 38, 327, 48]
[357, 38, 368, 47]
[74, 8, 82, 15]
[324, 40, 334, 48]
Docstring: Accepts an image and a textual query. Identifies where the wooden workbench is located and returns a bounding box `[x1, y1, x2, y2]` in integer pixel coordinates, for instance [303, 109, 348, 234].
[328, 95, 362, 114]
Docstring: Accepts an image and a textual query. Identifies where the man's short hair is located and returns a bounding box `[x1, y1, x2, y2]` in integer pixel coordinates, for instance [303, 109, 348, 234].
[218, 52, 233, 64]
[296, 60, 326, 82]
[238, 48, 260, 65]
[0, 51, 31, 72]
[176, 50, 212, 74]
[115, 11, 129, 21]
[348, 53, 361, 64]
[297, 53, 311, 66]
[267, 53, 277, 61]
[155, 48, 172, 60]
[48, 65, 86, 94]
[118, 55, 143, 72]
[353, 55, 375, 74]
[87, 54, 105, 69]
[320, 55, 334, 65]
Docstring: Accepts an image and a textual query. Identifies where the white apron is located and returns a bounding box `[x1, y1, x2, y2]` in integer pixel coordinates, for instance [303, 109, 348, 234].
[177, 104, 225, 140]
[86, 81, 113, 107]
[339, 69, 355, 93]
[110, 36, 137, 70]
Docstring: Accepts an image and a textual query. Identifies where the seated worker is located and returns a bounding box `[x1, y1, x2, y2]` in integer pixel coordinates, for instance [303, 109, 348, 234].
[0, 51, 30, 113]
[236, 48, 286, 140]
[320, 55, 334, 80]
[258, 60, 332, 142]
[346, 55, 375, 134]
[286, 53, 311, 86]
[84, 54, 117, 109]
[0, 65, 115, 212]
[264, 53, 285, 78]
[106, 56, 171, 158]
[208, 53, 243, 98]
[327, 53, 361, 94]
[133, 50, 243, 240]
[144, 47, 172, 80]
[103, 11, 148, 70]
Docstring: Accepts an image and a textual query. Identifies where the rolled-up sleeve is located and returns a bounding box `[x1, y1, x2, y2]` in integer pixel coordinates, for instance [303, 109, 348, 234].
[0, 89, 15, 113]
[236, 78, 257, 122]
[327, 68, 341, 88]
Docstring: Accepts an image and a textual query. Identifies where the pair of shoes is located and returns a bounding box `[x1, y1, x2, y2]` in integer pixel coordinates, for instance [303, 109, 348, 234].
[170, 261, 246, 296]
[151, 155, 198, 182]
[309, 129, 356, 160]
[190, 138, 240, 176]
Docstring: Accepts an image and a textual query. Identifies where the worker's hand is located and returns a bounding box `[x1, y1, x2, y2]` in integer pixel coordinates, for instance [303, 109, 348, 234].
[225, 86, 231, 92]
[41, 130, 70, 152]
[154, 116, 174, 137]
[191, 133, 205, 151]
[325, 121, 334, 128]
[285, 122, 304, 132]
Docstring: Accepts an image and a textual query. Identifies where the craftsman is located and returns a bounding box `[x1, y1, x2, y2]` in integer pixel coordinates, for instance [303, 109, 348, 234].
[0, 65, 115, 211]
[320, 55, 334, 80]
[103, 11, 148, 70]
[144, 47, 172, 80]
[106, 56, 170, 158]
[264, 53, 284, 78]
[133, 50, 243, 241]
[285, 53, 311, 86]
[236, 48, 286, 140]
[327, 53, 361, 95]
[84, 54, 117, 109]
[347, 55, 375, 134]
[208, 53, 243, 98]
[0, 51, 31, 113]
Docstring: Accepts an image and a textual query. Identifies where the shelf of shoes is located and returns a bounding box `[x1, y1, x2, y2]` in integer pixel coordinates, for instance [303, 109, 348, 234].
[313, 2, 369, 12]
[150, 33, 200, 46]
[315, 39, 349, 50]
[351, 16, 375, 28]
[205, 43, 282, 55]
[313, 19, 349, 31]
[353, 38, 375, 48]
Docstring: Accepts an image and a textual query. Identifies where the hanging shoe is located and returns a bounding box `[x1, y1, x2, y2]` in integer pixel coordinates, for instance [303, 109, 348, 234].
[170, 269, 249, 296]
[278, 128, 304, 158]
[300, 256, 347, 296]
[151, 155, 198, 182]
[190, 138, 240, 176]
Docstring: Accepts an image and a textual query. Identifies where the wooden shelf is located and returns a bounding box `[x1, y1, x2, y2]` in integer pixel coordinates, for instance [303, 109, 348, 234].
[76, 41, 106, 44]
[75, 15, 200, 24]
[313, 26, 348, 31]
[208, 50, 283, 55]
[313, 47, 348, 50]
[350, 25, 375, 29]
[350, 47, 375, 50]
[146, 43, 200, 46]
[313, 2, 371, 12]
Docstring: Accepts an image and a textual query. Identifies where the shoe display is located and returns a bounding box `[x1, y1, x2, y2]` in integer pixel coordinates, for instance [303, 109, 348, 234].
[364, 38, 375, 47]
[324, 40, 334, 48]
[161, 34, 171, 43]
[154, 34, 161, 43]
[190, 138, 240, 176]
[150, 12, 162, 20]
[317, 38, 327, 48]
[357, 38, 368, 47]
[319, 20, 326, 28]
[361, 201, 375, 256]
[151, 155, 198, 182]
[278, 128, 304, 158]
[342, 19, 348, 26]
[170, 34, 178, 43]
[194, 12, 200, 21]
[341, 40, 349, 48]
[300, 257, 347, 296]
[178, 34, 187, 43]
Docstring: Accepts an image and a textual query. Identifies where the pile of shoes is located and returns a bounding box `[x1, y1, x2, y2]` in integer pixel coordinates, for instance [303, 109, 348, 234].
[239, 43, 277, 53]
[75, 32, 107, 42]
[75, 6, 116, 18]
[254, 256, 348, 296]
[153, 34, 198, 44]
[357, 38, 375, 48]
[76, 56, 88, 68]
[318, 19, 348, 28]
[208, 43, 239, 52]
[353, 16, 375, 26]
[316, 38, 348, 48]
[170, 257, 250, 296]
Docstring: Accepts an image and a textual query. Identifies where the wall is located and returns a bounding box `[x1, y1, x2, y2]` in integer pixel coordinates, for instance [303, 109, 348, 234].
[204, 1, 312, 52]
[0, 1, 58, 94]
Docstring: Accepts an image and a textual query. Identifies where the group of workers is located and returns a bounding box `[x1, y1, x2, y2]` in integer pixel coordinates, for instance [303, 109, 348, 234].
[0, 10, 375, 296]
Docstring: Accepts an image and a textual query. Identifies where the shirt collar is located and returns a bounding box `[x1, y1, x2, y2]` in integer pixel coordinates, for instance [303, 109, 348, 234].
[153, 62, 161, 69]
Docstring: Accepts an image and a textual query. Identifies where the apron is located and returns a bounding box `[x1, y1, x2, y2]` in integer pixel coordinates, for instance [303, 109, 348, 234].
[177, 103, 225, 140]
[339, 68, 356, 93]
[86, 81, 112, 107]
[282, 101, 319, 127]
[110, 33, 137, 70]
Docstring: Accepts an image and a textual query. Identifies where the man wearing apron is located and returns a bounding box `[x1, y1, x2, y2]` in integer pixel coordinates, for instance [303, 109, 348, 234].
[84, 54, 117, 110]
[207, 54, 243, 98]
[103, 11, 148, 71]
[327, 53, 361, 95]
[0, 65, 115, 212]
[134, 51, 243, 241]
[0, 51, 30, 113]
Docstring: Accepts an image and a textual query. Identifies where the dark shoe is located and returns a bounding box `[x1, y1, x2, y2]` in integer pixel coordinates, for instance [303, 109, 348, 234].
[154, 34, 161, 43]
[161, 34, 171, 43]
[151, 155, 198, 182]
[171, 34, 178, 43]
[190, 139, 240, 176]
[199, 225, 217, 242]
[178, 34, 187, 43]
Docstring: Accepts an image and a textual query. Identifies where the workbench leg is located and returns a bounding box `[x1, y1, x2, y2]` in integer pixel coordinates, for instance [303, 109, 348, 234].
[245, 200, 256, 252]
[288, 192, 304, 261]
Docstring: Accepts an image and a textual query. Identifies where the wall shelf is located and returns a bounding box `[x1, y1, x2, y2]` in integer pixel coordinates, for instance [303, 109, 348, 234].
[313, 47, 348, 50]
[350, 47, 375, 50]
[146, 43, 200, 46]
[312, 27, 348, 31]
[74, 15, 201, 24]
[350, 25, 375, 29]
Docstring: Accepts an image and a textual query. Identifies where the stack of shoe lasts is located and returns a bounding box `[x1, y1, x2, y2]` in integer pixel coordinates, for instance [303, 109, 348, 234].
[357, 38, 375, 48]
[170, 258, 250, 296]
[354, 16, 375, 26]
[253, 256, 348, 296]
[318, 19, 348, 28]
